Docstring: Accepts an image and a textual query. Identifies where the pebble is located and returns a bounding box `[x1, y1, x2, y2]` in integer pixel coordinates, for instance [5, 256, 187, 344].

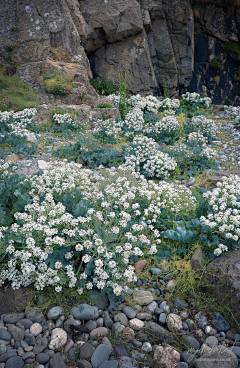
[30, 323, 42, 336]
[113, 313, 128, 326]
[132, 290, 154, 305]
[70, 304, 99, 321]
[122, 306, 136, 319]
[47, 307, 63, 320]
[90, 327, 109, 339]
[166, 314, 182, 332]
[146, 301, 158, 313]
[129, 319, 144, 330]
[49, 328, 67, 350]
[91, 344, 111, 368]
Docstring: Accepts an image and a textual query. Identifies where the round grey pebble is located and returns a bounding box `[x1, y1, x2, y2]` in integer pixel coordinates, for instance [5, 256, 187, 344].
[22, 351, 35, 360]
[47, 307, 64, 320]
[18, 319, 33, 330]
[114, 313, 128, 326]
[122, 306, 136, 320]
[185, 335, 200, 350]
[99, 361, 118, 368]
[91, 344, 111, 368]
[159, 313, 166, 324]
[36, 353, 49, 364]
[0, 329, 11, 340]
[5, 356, 24, 368]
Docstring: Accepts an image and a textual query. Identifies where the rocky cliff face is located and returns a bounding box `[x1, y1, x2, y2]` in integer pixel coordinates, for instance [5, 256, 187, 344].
[1, 0, 240, 103]
[0, 0, 194, 100]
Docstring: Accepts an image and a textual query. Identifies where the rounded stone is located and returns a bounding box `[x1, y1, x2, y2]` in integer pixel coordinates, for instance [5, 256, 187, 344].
[0, 328, 11, 341]
[91, 344, 111, 368]
[122, 306, 136, 320]
[146, 301, 158, 313]
[79, 343, 94, 360]
[142, 342, 152, 352]
[99, 361, 118, 368]
[5, 356, 24, 368]
[36, 353, 49, 364]
[49, 328, 67, 350]
[122, 327, 135, 340]
[30, 323, 42, 337]
[159, 313, 166, 325]
[7, 325, 24, 341]
[113, 313, 128, 326]
[25, 333, 35, 346]
[115, 345, 130, 357]
[70, 304, 99, 321]
[84, 320, 97, 332]
[205, 336, 218, 348]
[4, 314, 25, 324]
[0, 344, 6, 355]
[129, 318, 144, 330]
[195, 345, 238, 368]
[173, 298, 188, 310]
[47, 307, 64, 320]
[90, 327, 109, 339]
[22, 351, 35, 360]
[55, 316, 65, 328]
[150, 267, 162, 275]
[132, 290, 153, 306]
[154, 345, 180, 367]
[18, 319, 33, 330]
[136, 313, 152, 321]
[185, 335, 200, 350]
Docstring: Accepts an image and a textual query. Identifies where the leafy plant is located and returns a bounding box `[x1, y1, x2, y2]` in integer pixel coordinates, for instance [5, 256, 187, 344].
[210, 57, 222, 70]
[90, 77, 119, 96]
[225, 42, 240, 64]
[44, 74, 76, 96]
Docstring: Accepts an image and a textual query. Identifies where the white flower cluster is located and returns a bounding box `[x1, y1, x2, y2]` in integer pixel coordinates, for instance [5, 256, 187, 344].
[189, 116, 216, 137]
[124, 134, 177, 178]
[52, 113, 86, 129]
[129, 94, 162, 114]
[200, 175, 240, 249]
[0, 160, 198, 294]
[0, 108, 37, 140]
[181, 92, 212, 108]
[160, 98, 180, 112]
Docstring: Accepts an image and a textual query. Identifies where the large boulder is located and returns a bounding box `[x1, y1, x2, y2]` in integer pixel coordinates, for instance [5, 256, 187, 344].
[203, 247, 240, 322]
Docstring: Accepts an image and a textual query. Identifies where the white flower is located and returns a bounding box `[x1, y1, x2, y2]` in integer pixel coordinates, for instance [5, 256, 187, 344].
[82, 254, 91, 263]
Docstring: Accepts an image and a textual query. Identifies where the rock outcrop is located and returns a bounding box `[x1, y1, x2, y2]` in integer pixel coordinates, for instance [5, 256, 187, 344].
[0, 0, 194, 98]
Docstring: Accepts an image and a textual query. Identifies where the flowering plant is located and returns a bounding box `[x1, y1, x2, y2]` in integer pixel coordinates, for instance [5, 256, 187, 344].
[77, 85, 88, 100]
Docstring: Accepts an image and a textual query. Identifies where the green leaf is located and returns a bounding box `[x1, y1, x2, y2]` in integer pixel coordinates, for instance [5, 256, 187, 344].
[73, 199, 91, 218]
[45, 246, 72, 269]
[107, 289, 123, 311]
[162, 226, 198, 243]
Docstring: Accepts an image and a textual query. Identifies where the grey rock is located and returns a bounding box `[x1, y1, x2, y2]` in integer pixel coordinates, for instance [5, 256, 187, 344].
[84, 320, 97, 332]
[20, 341, 28, 348]
[154, 308, 164, 315]
[63, 339, 74, 353]
[112, 322, 125, 337]
[175, 364, 188, 368]
[212, 312, 230, 332]
[122, 307, 136, 320]
[74, 73, 82, 78]
[144, 321, 170, 344]
[55, 316, 65, 328]
[195, 346, 238, 368]
[234, 333, 240, 341]
[0, 344, 6, 355]
[181, 350, 196, 367]
[68, 347, 77, 361]
[70, 304, 99, 321]
[114, 313, 128, 326]
[0, 329, 11, 341]
[146, 301, 158, 313]
[47, 307, 64, 320]
[115, 345, 130, 357]
[159, 313, 166, 325]
[22, 351, 35, 360]
[36, 353, 49, 364]
[96, 318, 104, 327]
[26, 308, 44, 323]
[7, 325, 24, 341]
[205, 335, 218, 348]
[64, 316, 76, 333]
[102, 311, 113, 328]
[99, 361, 118, 368]
[59, 62, 65, 66]
[5, 356, 24, 368]
[132, 290, 153, 306]
[188, 177, 196, 185]
[141, 342, 152, 352]
[150, 268, 162, 275]
[185, 335, 200, 350]
[0, 350, 17, 362]
[118, 356, 137, 368]
[4, 314, 25, 324]
[79, 343, 94, 360]
[136, 313, 152, 321]
[173, 298, 188, 310]
[50, 352, 68, 368]
[91, 344, 111, 368]
[33, 337, 48, 354]
[102, 337, 113, 352]
[25, 334, 35, 346]
[132, 340, 142, 348]
[230, 346, 240, 357]
[191, 247, 206, 271]
[130, 350, 146, 361]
